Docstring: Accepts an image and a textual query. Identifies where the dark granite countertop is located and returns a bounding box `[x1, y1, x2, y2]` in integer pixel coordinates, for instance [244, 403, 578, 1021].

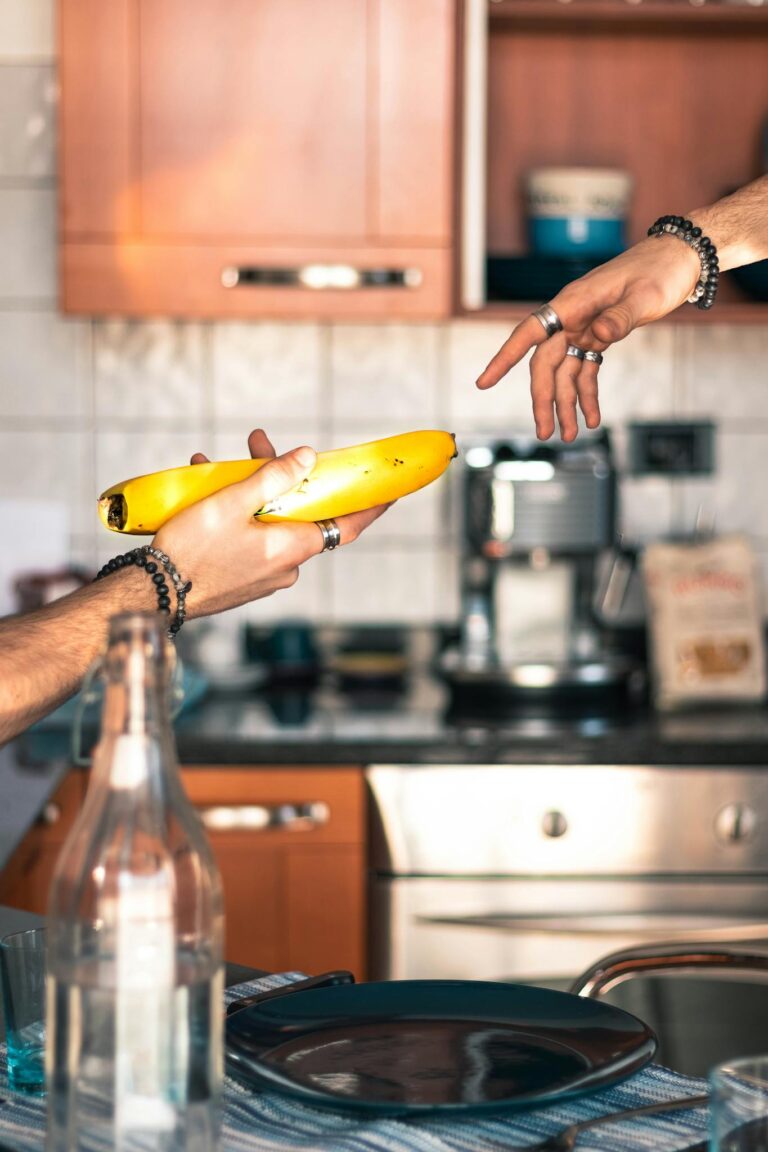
[18, 664, 768, 768]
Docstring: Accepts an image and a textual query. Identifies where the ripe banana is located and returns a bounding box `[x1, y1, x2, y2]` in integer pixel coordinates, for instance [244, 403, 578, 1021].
[98, 430, 457, 535]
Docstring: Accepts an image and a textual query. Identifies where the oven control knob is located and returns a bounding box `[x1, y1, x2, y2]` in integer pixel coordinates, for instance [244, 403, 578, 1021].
[542, 810, 568, 838]
[714, 802, 757, 844]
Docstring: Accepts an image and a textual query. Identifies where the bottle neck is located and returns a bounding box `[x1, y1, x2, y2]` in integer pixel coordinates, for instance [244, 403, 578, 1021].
[94, 613, 176, 787]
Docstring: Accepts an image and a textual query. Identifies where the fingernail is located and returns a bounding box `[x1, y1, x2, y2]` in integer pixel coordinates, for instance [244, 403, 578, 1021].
[294, 446, 316, 468]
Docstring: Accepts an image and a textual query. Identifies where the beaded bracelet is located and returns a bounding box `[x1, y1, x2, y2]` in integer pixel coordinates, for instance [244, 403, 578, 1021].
[95, 546, 192, 637]
[647, 215, 719, 310]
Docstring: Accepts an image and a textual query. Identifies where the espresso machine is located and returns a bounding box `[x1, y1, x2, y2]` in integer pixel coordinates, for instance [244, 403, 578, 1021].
[442, 431, 644, 713]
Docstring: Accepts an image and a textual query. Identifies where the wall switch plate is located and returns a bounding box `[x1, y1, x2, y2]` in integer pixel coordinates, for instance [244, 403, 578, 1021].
[628, 420, 715, 476]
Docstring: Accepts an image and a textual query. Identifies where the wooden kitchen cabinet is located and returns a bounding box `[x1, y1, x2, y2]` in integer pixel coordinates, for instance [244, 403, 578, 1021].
[0, 772, 87, 916]
[468, 0, 768, 322]
[58, 0, 458, 320]
[180, 766, 368, 979]
[0, 763, 368, 980]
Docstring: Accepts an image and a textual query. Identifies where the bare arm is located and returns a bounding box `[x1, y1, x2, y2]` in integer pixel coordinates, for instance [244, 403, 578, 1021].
[0, 570, 158, 742]
[476, 174, 768, 441]
[0, 430, 389, 745]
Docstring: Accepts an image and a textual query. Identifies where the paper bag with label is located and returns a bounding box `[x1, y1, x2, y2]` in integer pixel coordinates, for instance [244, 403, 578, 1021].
[642, 534, 766, 709]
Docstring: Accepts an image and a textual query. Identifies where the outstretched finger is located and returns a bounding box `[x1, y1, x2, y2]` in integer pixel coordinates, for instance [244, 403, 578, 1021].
[576, 361, 602, 430]
[553, 352, 582, 443]
[476, 313, 552, 391]
[248, 427, 277, 460]
[529, 335, 565, 440]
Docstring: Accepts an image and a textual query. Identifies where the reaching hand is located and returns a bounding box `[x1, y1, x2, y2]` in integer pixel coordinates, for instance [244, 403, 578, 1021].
[476, 235, 701, 442]
[153, 428, 390, 618]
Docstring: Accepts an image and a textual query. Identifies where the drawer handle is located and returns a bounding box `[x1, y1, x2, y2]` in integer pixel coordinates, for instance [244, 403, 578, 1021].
[221, 264, 423, 290]
[198, 801, 330, 832]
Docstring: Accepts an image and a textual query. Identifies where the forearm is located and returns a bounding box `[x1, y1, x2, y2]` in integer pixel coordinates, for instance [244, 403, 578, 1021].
[0, 569, 157, 746]
[690, 174, 768, 271]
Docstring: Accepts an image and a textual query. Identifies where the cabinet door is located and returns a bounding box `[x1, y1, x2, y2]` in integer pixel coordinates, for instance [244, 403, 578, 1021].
[181, 767, 367, 978]
[0, 773, 87, 915]
[59, 0, 457, 319]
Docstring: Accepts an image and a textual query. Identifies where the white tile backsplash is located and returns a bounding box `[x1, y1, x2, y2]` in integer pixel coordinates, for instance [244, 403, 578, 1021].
[94, 320, 207, 427]
[0, 429, 93, 535]
[212, 322, 323, 427]
[329, 324, 440, 432]
[596, 324, 676, 425]
[0, 0, 54, 60]
[446, 320, 536, 433]
[676, 325, 768, 426]
[329, 546, 441, 623]
[94, 430, 208, 506]
[0, 64, 56, 177]
[0, 187, 56, 298]
[0, 310, 91, 419]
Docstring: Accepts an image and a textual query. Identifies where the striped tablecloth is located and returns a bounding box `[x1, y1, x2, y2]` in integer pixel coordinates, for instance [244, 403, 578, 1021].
[0, 971, 710, 1152]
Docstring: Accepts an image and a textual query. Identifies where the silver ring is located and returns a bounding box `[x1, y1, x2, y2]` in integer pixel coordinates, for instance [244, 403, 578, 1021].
[532, 303, 563, 340]
[584, 350, 604, 365]
[316, 518, 341, 552]
[566, 344, 586, 360]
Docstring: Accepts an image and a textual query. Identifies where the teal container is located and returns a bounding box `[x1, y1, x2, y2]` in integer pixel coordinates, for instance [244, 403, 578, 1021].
[526, 167, 632, 259]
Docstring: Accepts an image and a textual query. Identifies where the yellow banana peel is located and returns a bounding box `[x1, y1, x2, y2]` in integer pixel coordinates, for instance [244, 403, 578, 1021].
[98, 429, 458, 535]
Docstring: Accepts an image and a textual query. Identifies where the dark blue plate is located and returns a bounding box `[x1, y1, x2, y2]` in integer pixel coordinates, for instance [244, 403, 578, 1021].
[225, 979, 657, 1116]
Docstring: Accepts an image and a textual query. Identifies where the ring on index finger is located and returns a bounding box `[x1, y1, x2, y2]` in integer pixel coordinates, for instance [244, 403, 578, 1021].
[531, 303, 563, 340]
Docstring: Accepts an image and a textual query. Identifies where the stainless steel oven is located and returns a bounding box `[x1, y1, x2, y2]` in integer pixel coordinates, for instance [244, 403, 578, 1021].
[366, 764, 768, 1073]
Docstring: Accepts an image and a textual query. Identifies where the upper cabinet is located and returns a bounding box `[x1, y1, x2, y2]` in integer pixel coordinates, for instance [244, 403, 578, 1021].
[461, 0, 768, 322]
[59, 0, 458, 320]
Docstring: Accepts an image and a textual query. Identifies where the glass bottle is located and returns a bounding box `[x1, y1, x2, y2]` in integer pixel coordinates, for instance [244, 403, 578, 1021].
[45, 612, 224, 1152]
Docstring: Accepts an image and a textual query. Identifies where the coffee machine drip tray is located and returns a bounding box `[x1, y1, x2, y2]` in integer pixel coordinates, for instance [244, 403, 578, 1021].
[439, 649, 646, 718]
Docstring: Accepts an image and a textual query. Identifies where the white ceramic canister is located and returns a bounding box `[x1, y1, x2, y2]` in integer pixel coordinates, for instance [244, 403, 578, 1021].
[525, 167, 633, 258]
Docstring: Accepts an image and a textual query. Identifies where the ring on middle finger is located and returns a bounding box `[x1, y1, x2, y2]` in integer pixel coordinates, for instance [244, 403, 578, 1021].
[566, 344, 586, 361]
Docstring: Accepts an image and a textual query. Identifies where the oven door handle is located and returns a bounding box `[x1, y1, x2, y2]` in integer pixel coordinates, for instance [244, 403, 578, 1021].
[417, 913, 768, 943]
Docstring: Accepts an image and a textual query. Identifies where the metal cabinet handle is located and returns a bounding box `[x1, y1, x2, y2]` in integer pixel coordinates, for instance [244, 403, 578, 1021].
[197, 801, 330, 832]
[221, 264, 423, 290]
[38, 802, 61, 826]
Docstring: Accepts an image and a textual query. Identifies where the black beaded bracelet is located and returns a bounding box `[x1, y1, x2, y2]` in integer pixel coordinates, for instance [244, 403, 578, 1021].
[95, 546, 192, 637]
[647, 215, 719, 310]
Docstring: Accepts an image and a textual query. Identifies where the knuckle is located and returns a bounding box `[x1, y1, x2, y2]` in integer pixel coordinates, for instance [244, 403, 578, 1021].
[592, 306, 630, 344]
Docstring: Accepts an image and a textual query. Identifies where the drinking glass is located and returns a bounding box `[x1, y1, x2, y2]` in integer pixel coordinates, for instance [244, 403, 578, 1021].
[711, 1056, 768, 1151]
[0, 927, 47, 1095]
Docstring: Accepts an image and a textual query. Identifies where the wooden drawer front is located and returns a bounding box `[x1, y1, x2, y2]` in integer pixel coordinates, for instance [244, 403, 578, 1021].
[180, 767, 365, 846]
[28, 772, 87, 842]
[61, 244, 453, 320]
[0, 771, 87, 915]
[180, 767, 367, 976]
